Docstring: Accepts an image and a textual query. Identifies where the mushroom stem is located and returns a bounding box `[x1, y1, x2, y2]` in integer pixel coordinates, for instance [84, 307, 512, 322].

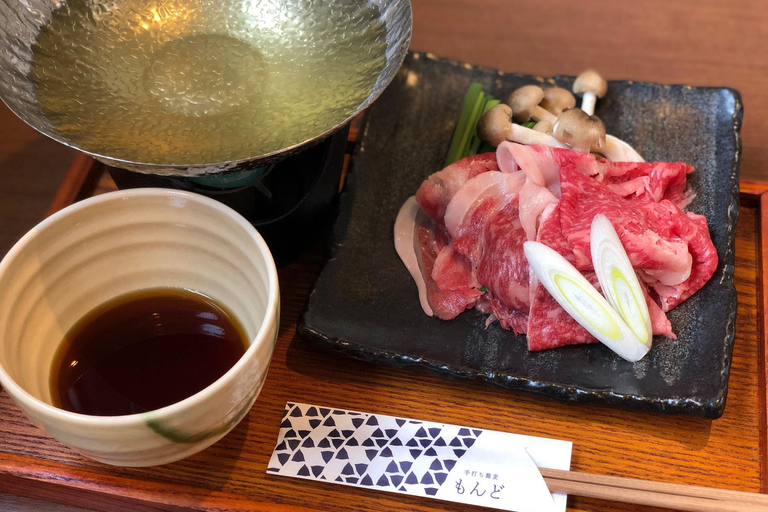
[581, 93, 598, 116]
[533, 107, 557, 124]
[478, 104, 568, 149]
[477, 103, 641, 159]
[573, 70, 608, 117]
[508, 124, 568, 148]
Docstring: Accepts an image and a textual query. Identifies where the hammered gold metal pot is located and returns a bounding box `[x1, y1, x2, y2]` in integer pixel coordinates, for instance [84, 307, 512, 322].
[0, 0, 412, 176]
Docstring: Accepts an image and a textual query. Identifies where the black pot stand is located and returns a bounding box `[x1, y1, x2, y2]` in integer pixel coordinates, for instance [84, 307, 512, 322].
[108, 125, 350, 267]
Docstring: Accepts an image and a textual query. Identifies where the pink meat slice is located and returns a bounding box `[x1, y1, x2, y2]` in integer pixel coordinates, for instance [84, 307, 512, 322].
[528, 272, 675, 351]
[416, 153, 499, 226]
[640, 210, 717, 310]
[502, 143, 563, 240]
[414, 155, 520, 323]
[409, 146, 707, 352]
[518, 179, 559, 241]
[558, 161, 717, 311]
[475, 199, 530, 334]
[498, 142, 561, 190]
[549, 149, 692, 209]
[433, 163, 530, 334]
[644, 286, 675, 339]
[447, 171, 526, 266]
[432, 245, 480, 292]
[602, 160, 693, 208]
[417, 221, 481, 320]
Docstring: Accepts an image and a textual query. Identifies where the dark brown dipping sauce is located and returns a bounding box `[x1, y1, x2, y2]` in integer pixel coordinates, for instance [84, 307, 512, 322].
[50, 288, 248, 416]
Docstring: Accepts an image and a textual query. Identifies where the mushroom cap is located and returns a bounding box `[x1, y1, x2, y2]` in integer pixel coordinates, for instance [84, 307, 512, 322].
[540, 86, 576, 114]
[477, 103, 513, 147]
[552, 108, 606, 150]
[507, 85, 545, 123]
[572, 70, 608, 98]
[532, 120, 554, 134]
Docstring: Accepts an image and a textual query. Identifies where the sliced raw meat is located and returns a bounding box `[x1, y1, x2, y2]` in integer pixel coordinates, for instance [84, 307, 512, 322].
[474, 295, 527, 333]
[475, 200, 530, 326]
[644, 286, 675, 339]
[416, 153, 499, 226]
[499, 142, 561, 191]
[495, 142, 520, 174]
[558, 162, 717, 310]
[394, 196, 434, 316]
[640, 210, 717, 310]
[398, 144, 713, 353]
[447, 171, 526, 265]
[527, 270, 675, 350]
[437, 169, 530, 334]
[395, 196, 481, 321]
[487, 296, 530, 334]
[418, 221, 481, 320]
[434, 164, 531, 335]
[527, 204, 596, 350]
[499, 143, 566, 240]
[518, 178, 559, 241]
[444, 170, 526, 238]
[527, 274, 597, 350]
[603, 160, 693, 208]
[432, 244, 480, 292]
[527, 204, 675, 350]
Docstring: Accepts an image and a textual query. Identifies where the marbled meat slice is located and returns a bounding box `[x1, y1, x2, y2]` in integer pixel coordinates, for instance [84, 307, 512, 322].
[527, 204, 596, 350]
[558, 159, 717, 311]
[475, 199, 530, 334]
[416, 153, 498, 226]
[602, 160, 694, 208]
[433, 164, 530, 334]
[417, 220, 480, 320]
[447, 171, 526, 266]
[405, 145, 710, 352]
[527, 204, 675, 351]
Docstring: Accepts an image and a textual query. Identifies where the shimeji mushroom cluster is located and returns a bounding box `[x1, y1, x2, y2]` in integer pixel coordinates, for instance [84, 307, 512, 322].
[477, 70, 644, 162]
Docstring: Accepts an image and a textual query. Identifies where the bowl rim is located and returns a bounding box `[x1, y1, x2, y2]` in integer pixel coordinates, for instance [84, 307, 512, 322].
[0, 188, 280, 427]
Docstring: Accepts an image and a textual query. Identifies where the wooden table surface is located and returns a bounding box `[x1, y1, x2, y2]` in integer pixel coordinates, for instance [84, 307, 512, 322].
[1, 1, 767, 512]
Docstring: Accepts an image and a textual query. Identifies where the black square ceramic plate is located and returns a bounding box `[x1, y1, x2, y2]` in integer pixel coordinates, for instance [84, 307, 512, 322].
[299, 52, 742, 419]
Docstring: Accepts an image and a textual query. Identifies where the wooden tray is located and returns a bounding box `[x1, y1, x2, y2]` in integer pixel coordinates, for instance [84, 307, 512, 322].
[2, 137, 768, 511]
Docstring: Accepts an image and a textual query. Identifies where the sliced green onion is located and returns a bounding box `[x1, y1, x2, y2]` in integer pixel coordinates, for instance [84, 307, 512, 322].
[523, 241, 650, 362]
[522, 121, 536, 129]
[445, 83, 486, 166]
[479, 285, 488, 293]
[590, 214, 652, 347]
[468, 99, 500, 156]
[483, 99, 501, 113]
[462, 95, 488, 158]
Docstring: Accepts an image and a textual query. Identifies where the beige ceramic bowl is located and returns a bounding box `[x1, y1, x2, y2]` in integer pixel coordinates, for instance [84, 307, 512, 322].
[0, 189, 279, 466]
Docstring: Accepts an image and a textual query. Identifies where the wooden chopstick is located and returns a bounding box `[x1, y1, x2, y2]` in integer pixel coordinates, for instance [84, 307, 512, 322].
[540, 468, 768, 512]
[542, 468, 768, 504]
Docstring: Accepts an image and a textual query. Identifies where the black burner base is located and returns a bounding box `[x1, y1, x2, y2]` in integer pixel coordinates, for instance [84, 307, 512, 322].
[108, 125, 349, 267]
